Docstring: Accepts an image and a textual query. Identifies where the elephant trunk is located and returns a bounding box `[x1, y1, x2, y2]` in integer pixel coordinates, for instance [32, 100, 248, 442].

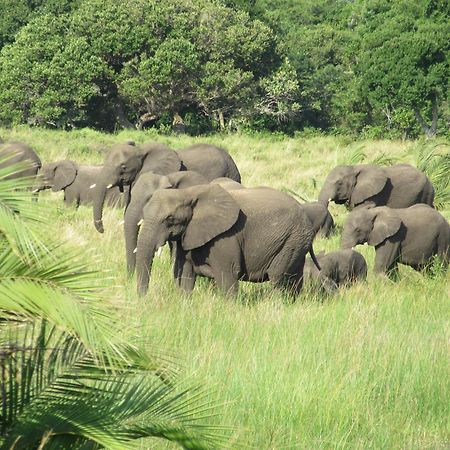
[341, 230, 356, 250]
[92, 167, 119, 233]
[124, 203, 144, 275]
[318, 183, 333, 206]
[136, 219, 167, 296]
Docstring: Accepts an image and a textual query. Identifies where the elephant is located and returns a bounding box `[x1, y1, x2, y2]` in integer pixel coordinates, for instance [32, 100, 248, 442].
[300, 202, 335, 237]
[124, 170, 209, 273]
[210, 177, 245, 191]
[135, 184, 321, 297]
[318, 163, 434, 209]
[0, 141, 41, 181]
[93, 142, 241, 233]
[210, 180, 334, 237]
[37, 160, 127, 208]
[304, 249, 367, 292]
[341, 204, 449, 275]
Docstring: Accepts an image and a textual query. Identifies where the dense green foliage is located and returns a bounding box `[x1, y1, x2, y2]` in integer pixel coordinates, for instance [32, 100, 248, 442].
[0, 0, 448, 136]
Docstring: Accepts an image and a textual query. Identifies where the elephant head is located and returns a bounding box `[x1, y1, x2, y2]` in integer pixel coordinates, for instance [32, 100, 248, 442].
[93, 142, 182, 233]
[124, 170, 208, 273]
[38, 160, 78, 192]
[319, 164, 388, 208]
[136, 184, 240, 295]
[341, 206, 402, 249]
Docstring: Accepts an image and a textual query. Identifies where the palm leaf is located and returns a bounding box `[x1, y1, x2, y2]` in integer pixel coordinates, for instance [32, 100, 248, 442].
[1, 322, 228, 450]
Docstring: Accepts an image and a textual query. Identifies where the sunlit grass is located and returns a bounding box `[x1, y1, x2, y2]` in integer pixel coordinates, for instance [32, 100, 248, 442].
[1, 127, 449, 448]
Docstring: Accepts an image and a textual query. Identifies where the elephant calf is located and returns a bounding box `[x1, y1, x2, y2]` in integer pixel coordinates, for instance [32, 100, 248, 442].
[304, 249, 367, 292]
[136, 184, 320, 297]
[38, 160, 127, 208]
[342, 204, 449, 275]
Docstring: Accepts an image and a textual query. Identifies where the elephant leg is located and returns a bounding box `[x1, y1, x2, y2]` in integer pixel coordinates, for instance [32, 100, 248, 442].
[374, 241, 400, 276]
[173, 244, 196, 293]
[212, 268, 239, 297]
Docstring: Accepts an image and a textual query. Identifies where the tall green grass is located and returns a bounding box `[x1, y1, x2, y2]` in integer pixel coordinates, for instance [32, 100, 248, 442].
[1, 128, 449, 448]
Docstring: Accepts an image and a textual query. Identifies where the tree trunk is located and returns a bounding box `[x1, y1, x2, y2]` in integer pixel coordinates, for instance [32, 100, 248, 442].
[414, 95, 439, 138]
[114, 101, 135, 129]
[218, 110, 225, 131]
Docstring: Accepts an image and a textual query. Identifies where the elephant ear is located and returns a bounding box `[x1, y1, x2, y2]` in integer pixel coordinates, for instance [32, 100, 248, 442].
[168, 171, 209, 189]
[53, 160, 77, 191]
[350, 165, 388, 207]
[138, 142, 182, 175]
[368, 208, 402, 247]
[182, 185, 241, 251]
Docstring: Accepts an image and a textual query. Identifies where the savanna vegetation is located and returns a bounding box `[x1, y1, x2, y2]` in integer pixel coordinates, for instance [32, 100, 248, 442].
[0, 0, 449, 137]
[1, 127, 449, 448]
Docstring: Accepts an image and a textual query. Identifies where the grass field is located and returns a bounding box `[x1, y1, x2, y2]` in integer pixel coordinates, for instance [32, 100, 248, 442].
[1, 127, 449, 449]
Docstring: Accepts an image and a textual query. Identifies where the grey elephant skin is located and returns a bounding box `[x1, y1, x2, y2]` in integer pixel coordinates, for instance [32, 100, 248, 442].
[304, 249, 367, 292]
[0, 141, 41, 181]
[300, 202, 335, 237]
[341, 204, 449, 274]
[210, 181, 334, 237]
[210, 177, 245, 191]
[135, 184, 320, 297]
[124, 170, 209, 273]
[93, 142, 241, 233]
[38, 160, 127, 208]
[318, 164, 434, 209]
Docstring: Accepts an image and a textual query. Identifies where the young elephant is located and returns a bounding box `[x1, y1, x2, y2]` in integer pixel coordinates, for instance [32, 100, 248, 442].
[38, 160, 127, 208]
[304, 249, 367, 292]
[319, 164, 434, 209]
[0, 141, 41, 180]
[124, 170, 209, 273]
[341, 204, 449, 274]
[136, 185, 320, 297]
[300, 202, 335, 237]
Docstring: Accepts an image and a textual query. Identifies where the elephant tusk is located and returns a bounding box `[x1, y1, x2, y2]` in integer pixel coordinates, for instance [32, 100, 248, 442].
[137, 219, 144, 226]
[156, 246, 163, 257]
[118, 219, 125, 225]
[89, 183, 96, 189]
[32, 188, 40, 193]
[106, 184, 113, 189]
[133, 247, 137, 253]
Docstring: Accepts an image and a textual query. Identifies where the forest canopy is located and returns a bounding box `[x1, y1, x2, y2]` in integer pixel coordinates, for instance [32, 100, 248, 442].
[0, 0, 448, 137]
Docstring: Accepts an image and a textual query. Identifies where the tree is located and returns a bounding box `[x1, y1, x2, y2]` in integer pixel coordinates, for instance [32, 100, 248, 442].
[0, 162, 228, 448]
[355, 0, 449, 137]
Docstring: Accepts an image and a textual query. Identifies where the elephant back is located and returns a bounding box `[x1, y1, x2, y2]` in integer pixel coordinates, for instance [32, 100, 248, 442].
[177, 144, 241, 183]
[385, 164, 434, 208]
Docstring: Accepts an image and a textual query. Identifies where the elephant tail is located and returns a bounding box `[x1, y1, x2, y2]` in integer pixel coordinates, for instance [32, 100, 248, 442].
[309, 246, 321, 272]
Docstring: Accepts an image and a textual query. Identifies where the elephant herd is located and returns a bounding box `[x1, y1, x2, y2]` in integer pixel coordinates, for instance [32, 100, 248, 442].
[1, 138, 449, 298]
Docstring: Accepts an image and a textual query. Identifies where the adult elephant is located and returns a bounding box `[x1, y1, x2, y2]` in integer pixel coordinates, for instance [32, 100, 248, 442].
[37, 160, 127, 208]
[341, 204, 449, 275]
[135, 184, 320, 297]
[300, 202, 335, 237]
[0, 141, 41, 180]
[124, 170, 208, 273]
[318, 164, 434, 209]
[93, 142, 241, 233]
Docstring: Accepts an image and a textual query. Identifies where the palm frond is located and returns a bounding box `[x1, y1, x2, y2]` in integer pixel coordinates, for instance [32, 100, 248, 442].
[339, 145, 366, 165]
[416, 141, 450, 209]
[370, 152, 398, 166]
[1, 323, 228, 450]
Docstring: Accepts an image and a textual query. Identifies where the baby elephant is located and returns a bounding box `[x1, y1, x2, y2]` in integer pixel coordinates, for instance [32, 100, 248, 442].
[304, 249, 367, 292]
[0, 141, 41, 181]
[38, 160, 127, 208]
[342, 204, 449, 275]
